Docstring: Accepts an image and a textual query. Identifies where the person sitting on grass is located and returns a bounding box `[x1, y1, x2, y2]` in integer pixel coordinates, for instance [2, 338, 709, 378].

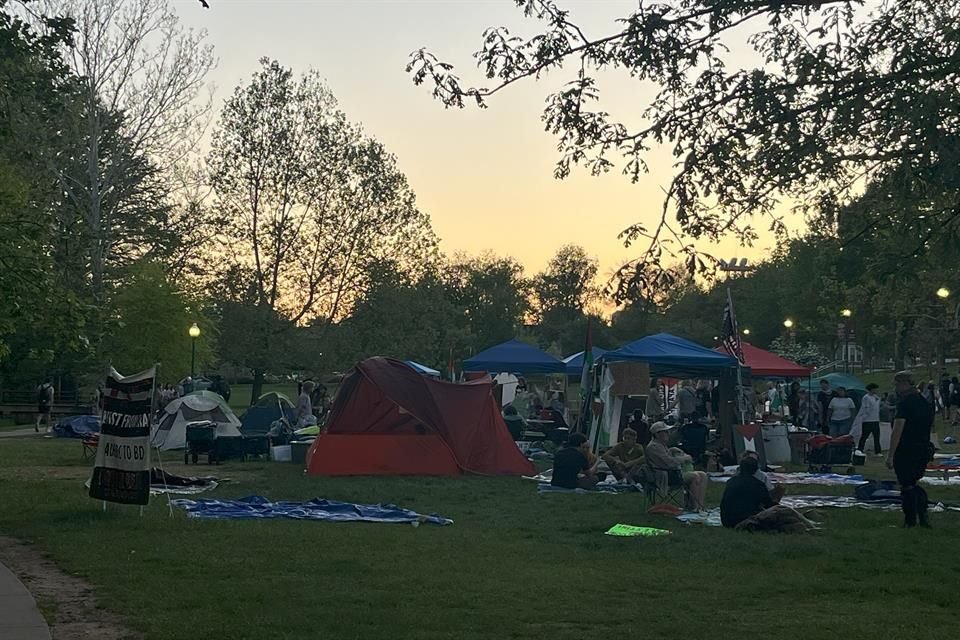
[602, 427, 645, 484]
[720, 456, 814, 533]
[644, 421, 708, 511]
[502, 402, 526, 441]
[551, 433, 598, 490]
[742, 451, 786, 504]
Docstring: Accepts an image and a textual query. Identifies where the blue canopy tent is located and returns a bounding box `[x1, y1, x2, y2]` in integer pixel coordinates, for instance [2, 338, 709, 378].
[462, 339, 566, 375]
[601, 332, 739, 377]
[405, 360, 441, 378]
[591, 333, 740, 449]
[563, 347, 609, 377]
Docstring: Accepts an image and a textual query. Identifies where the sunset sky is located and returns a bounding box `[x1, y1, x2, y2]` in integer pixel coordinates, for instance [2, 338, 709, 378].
[177, 0, 784, 282]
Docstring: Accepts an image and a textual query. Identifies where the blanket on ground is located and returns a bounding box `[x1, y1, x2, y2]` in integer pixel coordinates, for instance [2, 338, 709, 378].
[678, 497, 960, 526]
[170, 495, 453, 525]
[709, 472, 867, 486]
[537, 482, 639, 495]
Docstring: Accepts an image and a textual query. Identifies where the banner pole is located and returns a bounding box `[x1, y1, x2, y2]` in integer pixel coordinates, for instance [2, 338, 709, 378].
[151, 362, 174, 518]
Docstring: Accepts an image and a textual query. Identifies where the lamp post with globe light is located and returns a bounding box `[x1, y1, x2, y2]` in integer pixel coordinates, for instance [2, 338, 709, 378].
[189, 323, 200, 379]
[840, 309, 853, 372]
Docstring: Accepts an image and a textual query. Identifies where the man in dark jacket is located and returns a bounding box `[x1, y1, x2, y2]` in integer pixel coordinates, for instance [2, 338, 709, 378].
[888, 371, 935, 528]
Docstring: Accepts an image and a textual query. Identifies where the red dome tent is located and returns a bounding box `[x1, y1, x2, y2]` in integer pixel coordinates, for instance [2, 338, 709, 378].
[306, 357, 535, 476]
[715, 342, 810, 378]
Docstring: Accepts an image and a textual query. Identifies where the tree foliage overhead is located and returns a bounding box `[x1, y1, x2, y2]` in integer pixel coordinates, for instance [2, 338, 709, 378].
[408, 0, 960, 299]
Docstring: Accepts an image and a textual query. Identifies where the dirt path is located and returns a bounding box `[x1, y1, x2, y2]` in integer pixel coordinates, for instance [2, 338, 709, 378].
[0, 537, 139, 640]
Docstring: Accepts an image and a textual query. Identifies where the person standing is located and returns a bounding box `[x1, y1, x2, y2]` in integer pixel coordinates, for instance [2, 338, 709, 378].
[827, 387, 856, 437]
[645, 379, 664, 423]
[939, 373, 951, 422]
[856, 383, 882, 456]
[674, 381, 697, 424]
[816, 379, 834, 434]
[888, 371, 935, 528]
[695, 380, 711, 420]
[794, 389, 820, 431]
[949, 376, 960, 426]
[35, 378, 54, 433]
[295, 380, 316, 428]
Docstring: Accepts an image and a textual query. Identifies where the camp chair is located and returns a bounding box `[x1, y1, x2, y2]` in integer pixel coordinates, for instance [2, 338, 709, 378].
[640, 464, 686, 509]
[81, 435, 99, 460]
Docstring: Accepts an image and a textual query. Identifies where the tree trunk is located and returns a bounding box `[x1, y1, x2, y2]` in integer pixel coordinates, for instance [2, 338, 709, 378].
[250, 368, 265, 406]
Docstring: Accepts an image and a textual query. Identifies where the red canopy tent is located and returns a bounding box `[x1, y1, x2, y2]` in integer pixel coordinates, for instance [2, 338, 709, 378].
[306, 357, 535, 476]
[715, 342, 810, 378]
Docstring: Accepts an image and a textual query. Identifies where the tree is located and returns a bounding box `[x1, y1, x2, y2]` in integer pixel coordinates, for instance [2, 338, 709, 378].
[443, 252, 529, 353]
[37, 0, 217, 300]
[0, 0, 91, 385]
[408, 1, 960, 297]
[530, 244, 598, 319]
[101, 260, 213, 381]
[209, 59, 436, 402]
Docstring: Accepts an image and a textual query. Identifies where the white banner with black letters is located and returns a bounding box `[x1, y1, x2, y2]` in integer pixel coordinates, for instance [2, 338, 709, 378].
[89, 366, 156, 505]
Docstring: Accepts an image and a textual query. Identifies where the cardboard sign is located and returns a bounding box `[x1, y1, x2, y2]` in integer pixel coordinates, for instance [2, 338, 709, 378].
[608, 362, 651, 396]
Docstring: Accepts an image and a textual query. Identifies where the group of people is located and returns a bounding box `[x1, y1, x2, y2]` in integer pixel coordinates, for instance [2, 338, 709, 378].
[550, 422, 709, 512]
[550, 369, 937, 530]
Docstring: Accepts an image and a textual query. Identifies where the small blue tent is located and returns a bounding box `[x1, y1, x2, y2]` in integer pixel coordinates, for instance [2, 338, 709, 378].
[463, 339, 566, 375]
[601, 333, 738, 377]
[563, 348, 609, 376]
[241, 392, 295, 435]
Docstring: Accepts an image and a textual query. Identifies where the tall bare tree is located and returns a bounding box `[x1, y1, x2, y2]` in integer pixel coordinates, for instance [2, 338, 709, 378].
[209, 59, 436, 401]
[37, 0, 216, 299]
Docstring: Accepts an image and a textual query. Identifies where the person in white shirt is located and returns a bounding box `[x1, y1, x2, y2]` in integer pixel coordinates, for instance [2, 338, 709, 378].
[827, 387, 856, 437]
[856, 383, 882, 455]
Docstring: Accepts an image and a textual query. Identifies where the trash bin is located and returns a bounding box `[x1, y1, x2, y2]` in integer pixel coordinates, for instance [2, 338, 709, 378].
[761, 423, 791, 464]
[290, 439, 314, 466]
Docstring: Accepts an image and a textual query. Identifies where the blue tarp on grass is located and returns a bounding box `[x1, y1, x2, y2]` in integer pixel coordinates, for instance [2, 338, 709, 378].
[53, 414, 100, 438]
[170, 495, 453, 525]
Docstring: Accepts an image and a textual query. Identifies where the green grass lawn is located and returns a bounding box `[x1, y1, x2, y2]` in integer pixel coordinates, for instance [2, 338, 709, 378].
[0, 438, 958, 640]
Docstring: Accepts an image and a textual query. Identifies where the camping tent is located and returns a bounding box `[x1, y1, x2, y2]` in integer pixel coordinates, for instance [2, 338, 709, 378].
[601, 332, 738, 376]
[593, 333, 738, 448]
[153, 390, 243, 450]
[240, 391, 295, 435]
[715, 342, 811, 378]
[306, 357, 535, 476]
[405, 361, 441, 377]
[462, 339, 565, 374]
[563, 347, 609, 376]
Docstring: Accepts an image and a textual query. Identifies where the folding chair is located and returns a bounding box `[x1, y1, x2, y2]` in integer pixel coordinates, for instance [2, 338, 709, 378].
[640, 464, 686, 509]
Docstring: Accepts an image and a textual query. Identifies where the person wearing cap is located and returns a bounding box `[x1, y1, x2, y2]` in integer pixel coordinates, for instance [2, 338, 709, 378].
[645, 421, 708, 511]
[856, 383, 882, 456]
[888, 371, 935, 528]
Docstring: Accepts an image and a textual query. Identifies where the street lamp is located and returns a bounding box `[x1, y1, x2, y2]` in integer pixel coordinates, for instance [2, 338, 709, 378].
[783, 319, 794, 329]
[742, 328, 751, 336]
[188, 323, 200, 378]
[937, 287, 951, 299]
[839, 309, 852, 372]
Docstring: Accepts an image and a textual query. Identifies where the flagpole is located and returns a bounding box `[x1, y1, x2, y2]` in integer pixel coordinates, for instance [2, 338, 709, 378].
[727, 287, 748, 433]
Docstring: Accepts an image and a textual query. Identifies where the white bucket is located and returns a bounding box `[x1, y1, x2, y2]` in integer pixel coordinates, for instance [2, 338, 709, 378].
[271, 445, 292, 462]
